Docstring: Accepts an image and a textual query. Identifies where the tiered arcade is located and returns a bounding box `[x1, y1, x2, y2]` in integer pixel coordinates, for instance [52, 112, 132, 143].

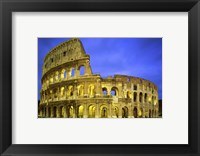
[39, 38, 159, 118]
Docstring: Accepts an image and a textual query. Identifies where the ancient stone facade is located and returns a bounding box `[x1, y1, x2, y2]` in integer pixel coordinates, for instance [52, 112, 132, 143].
[39, 38, 159, 118]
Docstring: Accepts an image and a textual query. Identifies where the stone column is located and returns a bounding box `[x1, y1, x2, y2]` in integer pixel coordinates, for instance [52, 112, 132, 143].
[84, 82, 88, 97]
[146, 106, 149, 118]
[142, 93, 144, 103]
[83, 103, 88, 118]
[118, 104, 122, 118]
[73, 104, 76, 118]
[75, 66, 79, 78]
[46, 106, 49, 117]
[67, 68, 71, 79]
[128, 105, 133, 118]
[64, 86, 67, 99]
[56, 107, 59, 118]
[73, 83, 77, 99]
[40, 109, 43, 117]
[44, 92, 46, 102]
[85, 60, 92, 75]
[57, 87, 60, 100]
[142, 107, 145, 118]
[95, 79, 101, 97]
[136, 92, 139, 103]
[108, 103, 112, 118]
[95, 103, 100, 118]
[63, 106, 67, 118]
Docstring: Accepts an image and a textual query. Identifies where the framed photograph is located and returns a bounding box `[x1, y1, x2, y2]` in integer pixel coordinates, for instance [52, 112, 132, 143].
[0, 0, 200, 155]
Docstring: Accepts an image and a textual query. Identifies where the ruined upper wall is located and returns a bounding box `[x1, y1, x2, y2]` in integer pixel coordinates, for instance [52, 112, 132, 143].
[101, 74, 158, 91]
[44, 38, 86, 62]
[42, 38, 89, 76]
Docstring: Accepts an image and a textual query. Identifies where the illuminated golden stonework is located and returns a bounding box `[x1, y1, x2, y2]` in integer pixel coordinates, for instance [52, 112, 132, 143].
[39, 38, 159, 118]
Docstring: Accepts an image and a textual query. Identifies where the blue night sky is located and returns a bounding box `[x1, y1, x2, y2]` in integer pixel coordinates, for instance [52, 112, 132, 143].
[38, 38, 162, 100]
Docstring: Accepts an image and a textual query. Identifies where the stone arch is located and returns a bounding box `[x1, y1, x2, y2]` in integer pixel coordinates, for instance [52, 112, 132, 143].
[88, 105, 95, 118]
[53, 106, 57, 117]
[59, 105, 65, 118]
[68, 85, 74, 97]
[149, 109, 152, 118]
[88, 84, 95, 97]
[61, 69, 67, 79]
[55, 71, 59, 81]
[133, 92, 137, 102]
[60, 87, 65, 98]
[79, 65, 85, 76]
[139, 92, 143, 102]
[100, 105, 108, 118]
[46, 79, 49, 86]
[48, 107, 51, 117]
[102, 87, 108, 96]
[70, 68, 75, 77]
[133, 107, 138, 118]
[66, 105, 74, 118]
[144, 93, 147, 102]
[152, 109, 154, 117]
[53, 88, 58, 99]
[77, 85, 84, 96]
[43, 106, 46, 117]
[148, 95, 152, 103]
[138, 108, 143, 118]
[50, 74, 54, 84]
[63, 51, 67, 57]
[77, 105, 84, 118]
[154, 96, 157, 105]
[134, 85, 137, 90]
[113, 106, 119, 118]
[152, 96, 155, 105]
[127, 91, 131, 98]
[122, 106, 128, 118]
[110, 87, 118, 96]
[49, 90, 52, 101]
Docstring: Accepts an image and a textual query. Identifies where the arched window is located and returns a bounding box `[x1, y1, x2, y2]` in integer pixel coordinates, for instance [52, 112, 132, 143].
[134, 92, 137, 102]
[122, 106, 128, 118]
[53, 88, 57, 98]
[77, 105, 84, 118]
[53, 107, 57, 118]
[48, 107, 51, 117]
[78, 85, 84, 96]
[134, 85, 137, 90]
[144, 93, 147, 102]
[133, 107, 138, 118]
[61, 69, 66, 79]
[50, 75, 53, 83]
[59, 106, 64, 118]
[114, 107, 119, 118]
[79, 66, 85, 76]
[55, 71, 59, 81]
[63, 51, 67, 56]
[68, 86, 73, 97]
[71, 68, 75, 77]
[102, 87, 107, 96]
[139, 92, 143, 102]
[88, 105, 95, 118]
[60, 87, 65, 97]
[88, 85, 95, 96]
[64, 71, 67, 78]
[111, 87, 118, 96]
[127, 91, 131, 98]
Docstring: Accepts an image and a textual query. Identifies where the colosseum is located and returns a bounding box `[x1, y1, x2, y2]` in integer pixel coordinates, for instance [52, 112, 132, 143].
[39, 38, 159, 118]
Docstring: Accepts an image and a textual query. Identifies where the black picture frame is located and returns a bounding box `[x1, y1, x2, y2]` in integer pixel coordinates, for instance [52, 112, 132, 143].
[0, 0, 200, 155]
